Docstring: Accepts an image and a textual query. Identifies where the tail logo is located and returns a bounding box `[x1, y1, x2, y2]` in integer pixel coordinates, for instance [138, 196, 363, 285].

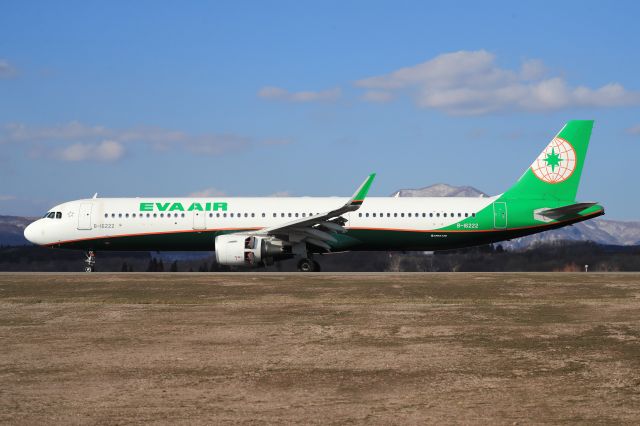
[531, 137, 576, 184]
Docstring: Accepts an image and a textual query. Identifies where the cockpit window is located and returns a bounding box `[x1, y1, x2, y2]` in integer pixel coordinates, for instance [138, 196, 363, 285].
[47, 212, 55, 219]
[56, 212, 62, 219]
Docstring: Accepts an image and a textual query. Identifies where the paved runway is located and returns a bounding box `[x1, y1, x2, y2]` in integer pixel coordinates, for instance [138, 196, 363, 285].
[1, 273, 639, 424]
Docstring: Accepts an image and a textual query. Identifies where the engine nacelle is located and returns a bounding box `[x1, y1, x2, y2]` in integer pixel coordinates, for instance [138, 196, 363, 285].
[215, 234, 287, 267]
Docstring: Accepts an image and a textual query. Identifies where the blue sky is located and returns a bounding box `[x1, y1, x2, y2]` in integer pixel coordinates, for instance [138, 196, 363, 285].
[1, 1, 639, 219]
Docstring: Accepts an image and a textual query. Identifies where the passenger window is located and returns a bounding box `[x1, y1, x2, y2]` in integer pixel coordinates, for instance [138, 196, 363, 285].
[359, 213, 362, 217]
[436, 213, 440, 217]
[160, 213, 164, 218]
[104, 213, 108, 218]
[302, 213, 306, 217]
[422, 213, 426, 217]
[401, 213, 405, 217]
[430, 213, 433, 217]
[181, 213, 185, 218]
[443, 213, 447, 217]
[288, 213, 292, 217]
[146, 213, 150, 218]
[465, 213, 468, 217]
[209, 213, 212, 218]
[387, 213, 391, 217]
[223, 213, 227, 217]
[281, 213, 285, 217]
[153, 213, 157, 218]
[273, 213, 277, 218]
[407, 213, 411, 218]
[372, 213, 376, 217]
[132, 213, 136, 218]
[111, 213, 115, 218]
[125, 213, 129, 218]
[472, 213, 476, 217]
[394, 213, 397, 217]
[251, 213, 255, 218]
[295, 213, 299, 217]
[365, 213, 369, 217]
[230, 213, 234, 218]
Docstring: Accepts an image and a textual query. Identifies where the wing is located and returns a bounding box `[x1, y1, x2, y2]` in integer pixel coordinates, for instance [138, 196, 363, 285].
[254, 173, 376, 250]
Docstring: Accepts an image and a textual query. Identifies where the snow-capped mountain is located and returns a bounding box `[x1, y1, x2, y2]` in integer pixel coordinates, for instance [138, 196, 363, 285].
[503, 218, 640, 249]
[391, 183, 487, 198]
[0, 215, 36, 246]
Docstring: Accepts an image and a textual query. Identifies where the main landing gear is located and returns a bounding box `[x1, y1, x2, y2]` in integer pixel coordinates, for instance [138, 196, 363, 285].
[297, 257, 321, 272]
[84, 251, 96, 272]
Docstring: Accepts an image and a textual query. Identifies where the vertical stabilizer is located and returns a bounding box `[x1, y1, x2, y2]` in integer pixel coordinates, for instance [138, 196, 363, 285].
[503, 120, 593, 201]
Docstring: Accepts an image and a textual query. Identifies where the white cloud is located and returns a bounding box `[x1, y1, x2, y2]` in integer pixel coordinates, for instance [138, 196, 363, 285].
[258, 86, 341, 102]
[1, 121, 252, 161]
[189, 187, 227, 197]
[56, 140, 124, 162]
[627, 125, 640, 135]
[361, 91, 394, 103]
[356, 50, 640, 115]
[0, 60, 17, 78]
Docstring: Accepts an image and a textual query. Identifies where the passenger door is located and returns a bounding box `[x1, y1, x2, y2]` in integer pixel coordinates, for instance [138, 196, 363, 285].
[192, 211, 206, 230]
[77, 203, 93, 230]
[493, 202, 507, 229]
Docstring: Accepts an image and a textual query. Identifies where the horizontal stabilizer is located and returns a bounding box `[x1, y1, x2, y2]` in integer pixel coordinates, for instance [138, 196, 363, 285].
[539, 202, 598, 220]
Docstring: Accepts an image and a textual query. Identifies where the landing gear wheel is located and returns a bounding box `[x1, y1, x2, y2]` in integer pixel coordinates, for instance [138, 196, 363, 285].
[313, 260, 321, 272]
[297, 258, 315, 272]
[84, 251, 96, 273]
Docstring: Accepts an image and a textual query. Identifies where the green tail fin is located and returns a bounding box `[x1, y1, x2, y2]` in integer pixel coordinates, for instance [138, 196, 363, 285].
[503, 120, 594, 201]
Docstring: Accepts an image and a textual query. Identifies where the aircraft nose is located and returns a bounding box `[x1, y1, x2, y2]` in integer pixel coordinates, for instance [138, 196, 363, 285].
[24, 221, 44, 245]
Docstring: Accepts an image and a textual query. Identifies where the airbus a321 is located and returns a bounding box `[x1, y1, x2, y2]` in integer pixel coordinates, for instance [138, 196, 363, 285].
[24, 120, 604, 272]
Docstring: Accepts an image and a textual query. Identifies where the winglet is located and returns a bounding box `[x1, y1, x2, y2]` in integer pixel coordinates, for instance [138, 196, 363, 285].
[349, 173, 376, 207]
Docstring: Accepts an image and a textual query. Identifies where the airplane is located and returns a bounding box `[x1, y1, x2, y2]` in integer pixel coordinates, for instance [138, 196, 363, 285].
[24, 120, 604, 272]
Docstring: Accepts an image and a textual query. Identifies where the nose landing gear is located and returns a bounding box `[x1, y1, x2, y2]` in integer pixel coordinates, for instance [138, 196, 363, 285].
[84, 251, 96, 272]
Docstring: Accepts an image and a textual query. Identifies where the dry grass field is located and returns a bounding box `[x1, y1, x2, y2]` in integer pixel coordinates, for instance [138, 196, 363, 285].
[1, 273, 639, 424]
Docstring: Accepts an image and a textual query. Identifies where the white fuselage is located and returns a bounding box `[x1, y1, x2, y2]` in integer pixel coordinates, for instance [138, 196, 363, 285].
[24, 196, 496, 250]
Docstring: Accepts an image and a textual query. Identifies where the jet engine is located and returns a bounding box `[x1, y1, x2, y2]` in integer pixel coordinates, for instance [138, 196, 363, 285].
[214, 234, 288, 266]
